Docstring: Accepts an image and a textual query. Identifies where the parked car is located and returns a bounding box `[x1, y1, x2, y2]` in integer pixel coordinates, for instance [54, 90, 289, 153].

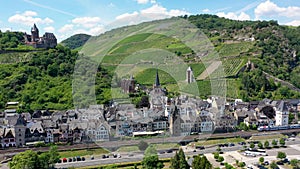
[81, 157, 85, 161]
[62, 158, 67, 163]
[102, 154, 107, 159]
[72, 157, 76, 162]
[57, 159, 62, 163]
[68, 158, 72, 162]
[264, 161, 269, 165]
[91, 156, 94, 160]
[76, 156, 81, 161]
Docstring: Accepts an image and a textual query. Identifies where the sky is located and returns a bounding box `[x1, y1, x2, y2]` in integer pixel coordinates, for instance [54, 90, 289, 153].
[0, 0, 299, 42]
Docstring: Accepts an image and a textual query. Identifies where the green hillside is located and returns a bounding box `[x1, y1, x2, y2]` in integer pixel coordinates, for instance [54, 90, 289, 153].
[61, 33, 91, 50]
[0, 14, 300, 111]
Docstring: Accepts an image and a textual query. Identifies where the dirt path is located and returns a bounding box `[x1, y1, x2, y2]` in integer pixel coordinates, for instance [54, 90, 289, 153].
[196, 61, 222, 80]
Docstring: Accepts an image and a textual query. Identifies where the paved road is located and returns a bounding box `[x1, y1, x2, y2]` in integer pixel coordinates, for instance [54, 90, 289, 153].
[55, 138, 300, 168]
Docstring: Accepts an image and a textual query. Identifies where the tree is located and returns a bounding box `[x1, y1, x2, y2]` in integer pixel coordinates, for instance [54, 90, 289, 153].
[272, 140, 277, 147]
[48, 145, 60, 167]
[277, 152, 286, 160]
[250, 142, 255, 149]
[138, 140, 149, 151]
[142, 145, 163, 169]
[290, 159, 299, 168]
[259, 157, 264, 164]
[192, 155, 212, 169]
[217, 156, 224, 163]
[178, 148, 189, 169]
[214, 152, 219, 159]
[264, 140, 269, 148]
[170, 152, 180, 169]
[270, 161, 279, 169]
[258, 142, 263, 149]
[238, 122, 249, 131]
[279, 138, 285, 147]
[9, 150, 39, 169]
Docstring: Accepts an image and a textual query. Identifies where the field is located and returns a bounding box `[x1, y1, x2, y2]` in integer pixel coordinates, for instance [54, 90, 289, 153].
[59, 147, 109, 158]
[194, 137, 246, 146]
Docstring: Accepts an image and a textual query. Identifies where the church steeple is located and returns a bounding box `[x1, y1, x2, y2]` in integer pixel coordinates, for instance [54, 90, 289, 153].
[154, 69, 160, 87]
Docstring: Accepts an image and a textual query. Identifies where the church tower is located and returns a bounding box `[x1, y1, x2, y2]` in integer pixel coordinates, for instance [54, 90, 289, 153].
[186, 66, 195, 83]
[154, 69, 160, 88]
[31, 23, 39, 42]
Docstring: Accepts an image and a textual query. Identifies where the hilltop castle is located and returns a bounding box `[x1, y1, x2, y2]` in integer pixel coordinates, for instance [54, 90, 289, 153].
[24, 24, 57, 48]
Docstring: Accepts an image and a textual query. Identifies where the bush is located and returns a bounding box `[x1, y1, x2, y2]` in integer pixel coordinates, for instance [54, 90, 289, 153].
[138, 141, 149, 151]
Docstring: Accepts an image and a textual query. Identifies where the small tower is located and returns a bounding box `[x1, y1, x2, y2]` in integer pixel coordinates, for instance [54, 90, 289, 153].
[14, 115, 26, 147]
[186, 66, 195, 83]
[31, 23, 39, 42]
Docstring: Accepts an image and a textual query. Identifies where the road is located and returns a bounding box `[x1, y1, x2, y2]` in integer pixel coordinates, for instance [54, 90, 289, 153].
[55, 138, 300, 168]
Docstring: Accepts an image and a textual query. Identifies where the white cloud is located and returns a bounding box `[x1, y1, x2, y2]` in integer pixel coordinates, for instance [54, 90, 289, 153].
[58, 24, 74, 33]
[150, 0, 156, 4]
[216, 12, 251, 21]
[135, 0, 149, 4]
[8, 11, 54, 26]
[89, 26, 105, 35]
[72, 17, 102, 28]
[113, 4, 189, 28]
[285, 20, 300, 26]
[44, 26, 55, 32]
[202, 9, 210, 13]
[255, 0, 300, 19]
[23, 11, 37, 17]
[116, 12, 139, 20]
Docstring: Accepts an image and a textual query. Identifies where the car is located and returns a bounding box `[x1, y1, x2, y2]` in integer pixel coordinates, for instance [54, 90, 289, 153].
[76, 156, 81, 161]
[166, 149, 173, 153]
[68, 158, 72, 162]
[113, 154, 118, 158]
[102, 154, 107, 159]
[62, 158, 67, 163]
[276, 161, 284, 165]
[247, 165, 253, 169]
[239, 142, 246, 145]
[72, 157, 76, 162]
[81, 157, 85, 161]
[264, 161, 269, 165]
[91, 156, 94, 160]
[128, 153, 134, 157]
[193, 149, 196, 152]
[158, 151, 165, 154]
[196, 146, 205, 150]
[57, 159, 62, 163]
[229, 143, 235, 147]
[282, 158, 290, 164]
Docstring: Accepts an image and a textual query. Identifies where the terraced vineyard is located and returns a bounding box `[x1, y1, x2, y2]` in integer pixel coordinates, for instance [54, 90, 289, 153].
[222, 58, 247, 77]
[217, 42, 254, 58]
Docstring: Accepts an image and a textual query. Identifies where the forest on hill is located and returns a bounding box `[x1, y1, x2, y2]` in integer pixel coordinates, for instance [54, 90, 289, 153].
[0, 14, 299, 112]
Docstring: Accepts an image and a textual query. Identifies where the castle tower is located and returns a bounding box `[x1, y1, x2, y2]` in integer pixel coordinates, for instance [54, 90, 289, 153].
[169, 104, 181, 136]
[186, 66, 195, 83]
[31, 23, 39, 42]
[14, 115, 26, 147]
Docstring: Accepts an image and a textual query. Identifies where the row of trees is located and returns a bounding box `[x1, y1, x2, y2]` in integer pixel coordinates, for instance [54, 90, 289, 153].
[250, 138, 285, 149]
[8, 146, 60, 169]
